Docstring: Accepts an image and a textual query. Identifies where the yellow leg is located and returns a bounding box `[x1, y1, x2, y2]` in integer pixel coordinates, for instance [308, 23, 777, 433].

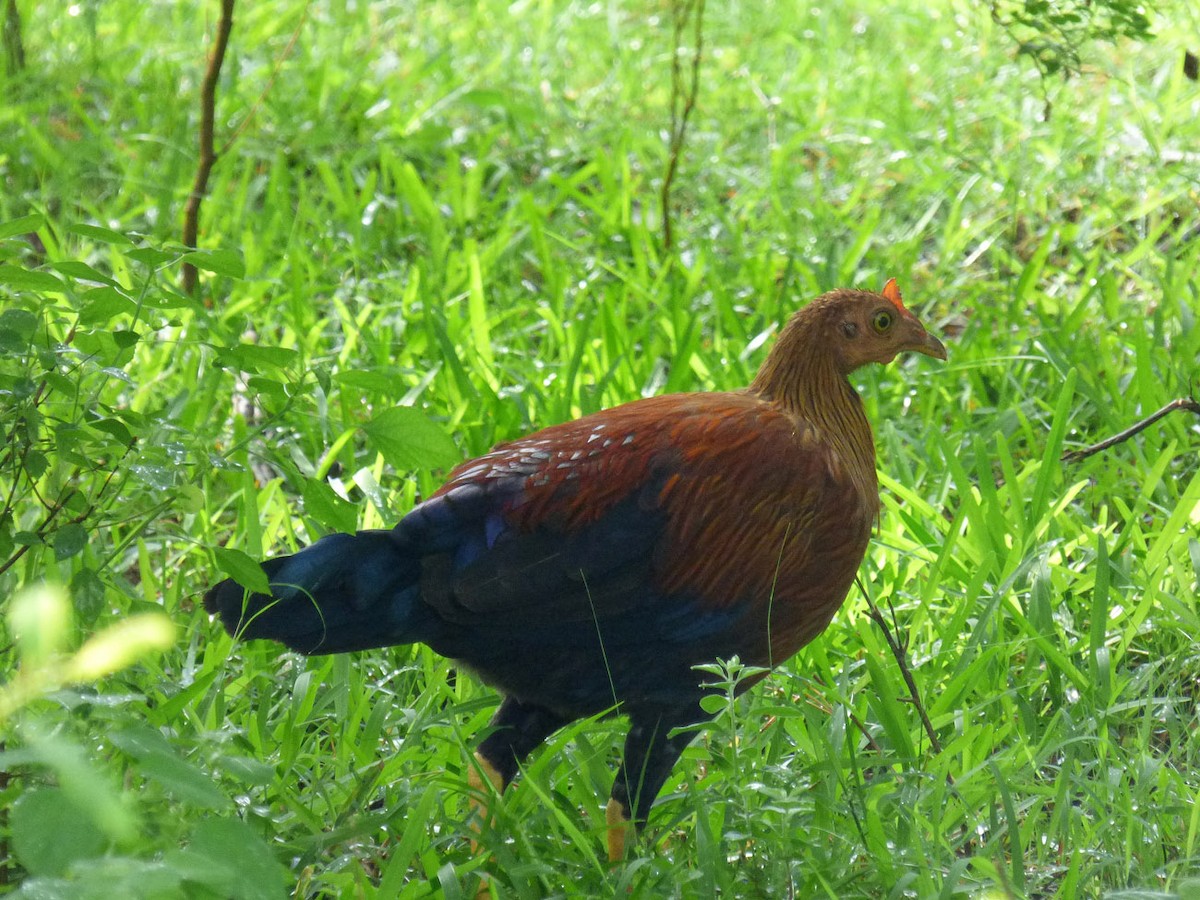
[605, 797, 630, 862]
[468, 752, 506, 797]
[468, 753, 506, 900]
[467, 751, 506, 843]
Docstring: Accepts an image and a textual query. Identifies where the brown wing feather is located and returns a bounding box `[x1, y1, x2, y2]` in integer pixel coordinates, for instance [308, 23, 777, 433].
[432, 391, 876, 667]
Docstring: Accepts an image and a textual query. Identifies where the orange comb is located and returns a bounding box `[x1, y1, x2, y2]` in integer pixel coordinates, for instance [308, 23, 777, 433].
[881, 278, 907, 312]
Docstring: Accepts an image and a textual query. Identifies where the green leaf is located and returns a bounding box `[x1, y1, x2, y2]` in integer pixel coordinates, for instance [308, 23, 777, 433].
[174, 818, 287, 900]
[50, 260, 118, 286]
[67, 222, 134, 245]
[362, 406, 460, 472]
[183, 248, 245, 278]
[216, 343, 298, 373]
[124, 246, 176, 267]
[0, 213, 46, 241]
[43, 372, 79, 400]
[78, 286, 136, 326]
[0, 307, 39, 337]
[89, 417, 135, 447]
[302, 478, 359, 534]
[9, 731, 138, 843]
[70, 566, 107, 624]
[53, 523, 88, 561]
[0, 265, 65, 291]
[11, 788, 107, 877]
[466, 242, 495, 368]
[212, 546, 272, 595]
[245, 375, 289, 405]
[108, 726, 230, 811]
[335, 368, 402, 393]
[212, 753, 277, 786]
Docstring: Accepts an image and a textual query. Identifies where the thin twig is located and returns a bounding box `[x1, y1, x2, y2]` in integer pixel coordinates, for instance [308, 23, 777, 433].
[182, 0, 236, 296]
[219, 1, 310, 157]
[1061, 397, 1200, 463]
[661, 0, 705, 251]
[856, 576, 943, 755]
[0, 443, 137, 579]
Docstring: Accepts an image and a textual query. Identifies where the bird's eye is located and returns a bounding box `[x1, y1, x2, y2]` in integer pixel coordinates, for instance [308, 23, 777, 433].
[872, 310, 893, 333]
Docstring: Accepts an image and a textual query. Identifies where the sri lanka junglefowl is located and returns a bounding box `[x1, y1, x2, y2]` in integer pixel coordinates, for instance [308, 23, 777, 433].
[204, 279, 946, 860]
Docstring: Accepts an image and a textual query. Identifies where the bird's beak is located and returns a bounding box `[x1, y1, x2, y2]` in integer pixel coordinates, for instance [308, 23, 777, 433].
[915, 330, 948, 361]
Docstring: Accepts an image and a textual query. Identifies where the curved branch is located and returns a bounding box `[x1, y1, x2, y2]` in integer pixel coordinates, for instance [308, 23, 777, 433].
[182, 0, 236, 295]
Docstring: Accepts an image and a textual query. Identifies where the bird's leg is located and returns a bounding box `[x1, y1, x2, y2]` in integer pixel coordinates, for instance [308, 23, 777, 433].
[607, 714, 696, 862]
[467, 752, 506, 805]
[468, 696, 570, 837]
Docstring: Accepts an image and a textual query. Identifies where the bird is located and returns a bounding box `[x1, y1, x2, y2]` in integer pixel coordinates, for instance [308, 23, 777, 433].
[204, 278, 946, 862]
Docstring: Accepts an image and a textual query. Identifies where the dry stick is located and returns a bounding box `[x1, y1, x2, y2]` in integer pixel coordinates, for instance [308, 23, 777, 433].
[1061, 397, 1200, 463]
[0, 442, 138, 580]
[856, 576, 943, 756]
[182, 0, 236, 296]
[661, 0, 705, 251]
[219, 1, 310, 157]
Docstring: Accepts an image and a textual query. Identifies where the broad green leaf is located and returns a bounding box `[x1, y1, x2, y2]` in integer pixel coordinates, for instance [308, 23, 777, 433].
[362, 405, 460, 472]
[216, 343, 298, 373]
[13, 731, 138, 843]
[0, 266, 65, 291]
[177, 818, 287, 900]
[53, 523, 88, 560]
[67, 222, 134, 244]
[212, 753, 277, 787]
[70, 566, 107, 624]
[302, 478, 359, 534]
[211, 546, 272, 595]
[0, 213, 46, 241]
[124, 246, 176, 267]
[182, 248, 245, 278]
[108, 725, 230, 810]
[89, 417, 135, 447]
[0, 307, 39, 337]
[11, 788, 107, 877]
[50, 260, 118, 286]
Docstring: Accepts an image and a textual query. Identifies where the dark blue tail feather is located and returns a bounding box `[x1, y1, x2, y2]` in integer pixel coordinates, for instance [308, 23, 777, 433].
[203, 530, 431, 655]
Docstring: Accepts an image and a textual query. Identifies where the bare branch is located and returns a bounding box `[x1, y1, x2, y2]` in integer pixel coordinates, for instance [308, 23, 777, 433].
[219, 1, 310, 157]
[856, 576, 943, 756]
[661, 0, 705, 251]
[1061, 397, 1200, 463]
[182, 0, 236, 296]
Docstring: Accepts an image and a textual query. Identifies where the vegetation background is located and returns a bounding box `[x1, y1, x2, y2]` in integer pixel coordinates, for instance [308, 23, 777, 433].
[1, 0, 1199, 897]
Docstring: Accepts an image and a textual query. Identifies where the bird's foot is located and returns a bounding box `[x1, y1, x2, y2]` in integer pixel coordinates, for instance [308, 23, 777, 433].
[605, 797, 631, 862]
[468, 753, 507, 899]
[467, 751, 506, 849]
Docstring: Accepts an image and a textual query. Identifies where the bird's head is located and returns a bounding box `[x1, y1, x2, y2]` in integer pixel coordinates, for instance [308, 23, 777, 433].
[751, 279, 946, 405]
[819, 279, 947, 374]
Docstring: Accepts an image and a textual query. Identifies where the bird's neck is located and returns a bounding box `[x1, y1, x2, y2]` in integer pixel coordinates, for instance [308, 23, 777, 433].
[748, 321, 878, 499]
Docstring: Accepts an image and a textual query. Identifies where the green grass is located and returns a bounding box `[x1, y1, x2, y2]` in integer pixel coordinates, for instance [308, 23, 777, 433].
[2, 0, 1200, 897]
